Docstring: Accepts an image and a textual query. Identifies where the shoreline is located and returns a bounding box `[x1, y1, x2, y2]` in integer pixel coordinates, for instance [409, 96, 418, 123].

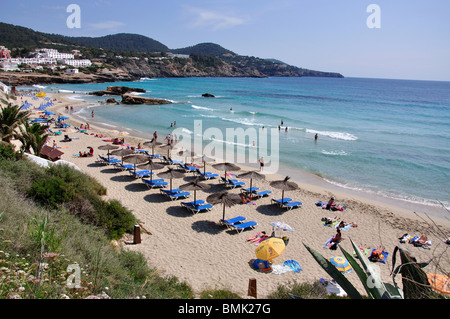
[62, 92, 449, 223]
[19, 91, 450, 298]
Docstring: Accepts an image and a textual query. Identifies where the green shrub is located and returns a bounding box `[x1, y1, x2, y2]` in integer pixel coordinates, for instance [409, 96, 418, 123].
[27, 176, 74, 209]
[0, 142, 21, 160]
[96, 199, 136, 240]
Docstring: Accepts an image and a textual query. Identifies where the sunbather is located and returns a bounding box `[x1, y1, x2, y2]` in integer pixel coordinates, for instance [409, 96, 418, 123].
[325, 196, 336, 210]
[321, 216, 339, 225]
[331, 229, 342, 243]
[240, 193, 255, 205]
[368, 246, 385, 262]
[336, 220, 358, 230]
[415, 235, 428, 246]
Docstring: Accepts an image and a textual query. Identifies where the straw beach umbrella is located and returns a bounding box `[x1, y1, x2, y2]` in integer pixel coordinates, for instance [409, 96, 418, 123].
[177, 149, 197, 164]
[98, 144, 119, 160]
[180, 177, 211, 204]
[110, 148, 134, 162]
[195, 155, 215, 176]
[159, 143, 174, 159]
[269, 176, 298, 203]
[237, 170, 265, 199]
[158, 167, 185, 192]
[137, 160, 165, 182]
[123, 154, 148, 172]
[206, 191, 241, 220]
[143, 140, 162, 155]
[212, 162, 241, 180]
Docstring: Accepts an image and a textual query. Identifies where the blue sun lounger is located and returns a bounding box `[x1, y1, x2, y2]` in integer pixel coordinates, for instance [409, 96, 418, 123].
[196, 169, 218, 180]
[167, 191, 191, 201]
[219, 216, 246, 228]
[129, 170, 153, 178]
[283, 201, 303, 210]
[180, 164, 197, 173]
[160, 188, 182, 196]
[241, 187, 259, 194]
[143, 179, 167, 189]
[181, 199, 205, 208]
[253, 190, 272, 199]
[271, 198, 292, 206]
[98, 156, 121, 165]
[226, 179, 245, 188]
[230, 221, 258, 233]
[115, 163, 134, 171]
[188, 203, 213, 214]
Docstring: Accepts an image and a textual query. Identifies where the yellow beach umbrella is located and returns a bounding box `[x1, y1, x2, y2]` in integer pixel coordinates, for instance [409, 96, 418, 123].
[36, 91, 46, 97]
[255, 237, 286, 261]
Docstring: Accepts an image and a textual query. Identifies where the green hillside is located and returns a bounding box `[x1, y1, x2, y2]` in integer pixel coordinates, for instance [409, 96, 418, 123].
[67, 33, 169, 53]
[171, 42, 236, 57]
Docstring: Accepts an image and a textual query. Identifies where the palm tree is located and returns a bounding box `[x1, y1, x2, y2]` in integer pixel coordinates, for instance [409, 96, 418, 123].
[15, 120, 49, 155]
[0, 102, 31, 143]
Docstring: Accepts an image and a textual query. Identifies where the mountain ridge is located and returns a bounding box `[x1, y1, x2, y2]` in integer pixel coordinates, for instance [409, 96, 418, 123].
[0, 22, 344, 80]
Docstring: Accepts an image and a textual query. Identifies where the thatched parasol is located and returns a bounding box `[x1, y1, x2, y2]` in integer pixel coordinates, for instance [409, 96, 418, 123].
[110, 148, 134, 162]
[212, 162, 241, 180]
[269, 176, 298, 203]
[98, 144, 119, 160]
[206, 191, 241, 220]
[195, 155, 215, 176]
[159, 143, 174, 158]
[143, 140, 162, 155]
[137, 160, 165, 182]
[157, 167, 185, 191]
[237, 170, 265, 199]
[123, 154, 148, 172]
[180, 177, 211, 204]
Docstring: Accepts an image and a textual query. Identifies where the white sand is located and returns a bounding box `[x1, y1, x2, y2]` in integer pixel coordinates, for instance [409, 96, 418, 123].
[19, 92, 450, 298]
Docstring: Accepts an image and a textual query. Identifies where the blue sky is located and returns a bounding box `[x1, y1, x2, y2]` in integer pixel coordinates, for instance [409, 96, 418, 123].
[1, 0, 449, 81]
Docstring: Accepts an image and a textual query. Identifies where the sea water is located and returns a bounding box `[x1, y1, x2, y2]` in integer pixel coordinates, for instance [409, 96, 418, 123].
[31, 77, 450, 214]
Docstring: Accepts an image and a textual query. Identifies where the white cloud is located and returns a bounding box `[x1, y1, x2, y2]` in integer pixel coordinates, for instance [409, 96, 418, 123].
[88, 21, 125, 30]
[189, 8, 245, 30]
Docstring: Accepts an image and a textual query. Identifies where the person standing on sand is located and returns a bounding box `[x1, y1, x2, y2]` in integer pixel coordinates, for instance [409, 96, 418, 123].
[258, 156, 264, 172]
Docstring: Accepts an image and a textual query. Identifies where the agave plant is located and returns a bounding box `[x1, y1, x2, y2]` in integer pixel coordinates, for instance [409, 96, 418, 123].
[304, 239, 409, 299]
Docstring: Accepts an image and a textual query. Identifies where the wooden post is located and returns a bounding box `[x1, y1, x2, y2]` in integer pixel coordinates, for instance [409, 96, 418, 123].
[248, 278, 257, 299]
[133, 225, 141, 244]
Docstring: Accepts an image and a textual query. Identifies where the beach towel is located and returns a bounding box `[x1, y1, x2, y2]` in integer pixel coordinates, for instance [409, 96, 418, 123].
[271, 264, 293, 275]
[283, 260, 302, 273]
[331, 203, 346, 211]
[322, 220, 339, 228]
[315, 201, 327, 208]
[369, 249, 389, 264]
[353, 248, 371, 258]
[338, 224, 353, 231]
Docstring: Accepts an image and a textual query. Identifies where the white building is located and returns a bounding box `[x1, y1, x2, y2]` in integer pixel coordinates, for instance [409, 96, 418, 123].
[37, 49, 74, 60]
[0, 81, 11, 94]
[58, 59, 92, 67]
[0, 62, 19, 71]
[65, 68, 79, 74]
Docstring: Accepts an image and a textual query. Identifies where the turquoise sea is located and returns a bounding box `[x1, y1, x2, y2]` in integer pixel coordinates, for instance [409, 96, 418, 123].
[28, 77, 450, 214]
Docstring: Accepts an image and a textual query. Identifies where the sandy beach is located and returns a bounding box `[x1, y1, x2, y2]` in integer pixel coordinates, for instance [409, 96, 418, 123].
[19, 91, 450, 298]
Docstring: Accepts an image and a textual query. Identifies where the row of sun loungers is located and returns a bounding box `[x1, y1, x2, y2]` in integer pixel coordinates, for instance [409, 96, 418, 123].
[271, 197, 303, 210]
[97, 155, 121, 165]
[159, 188, 191, 201]
[181, 200, 214, 214]
[219, 216, 258, 233]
